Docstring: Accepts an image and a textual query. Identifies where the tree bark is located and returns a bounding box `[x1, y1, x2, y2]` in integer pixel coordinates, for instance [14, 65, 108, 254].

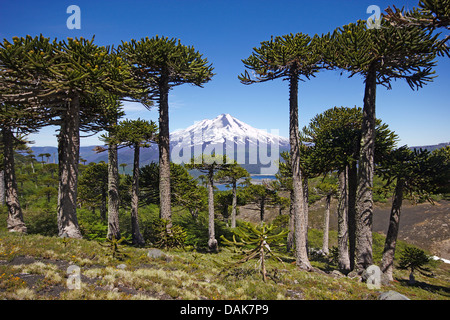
[131, 143, 145, 246]
[57, 95, 82, 239]
[381, 178, 404, 281]
[3, 127, 27, 233]
[260, 198, 265, 223]
[207, 170, 218, 252]
[303, 176, 309, 255]
[231, 181, 237, 228]
[356, 63, 377, 272]
[338, 167, 350, 273]
[287, 190, 295, 252]
[0, 170, 4, 206]
[322, 194, 331, 255]
[289, 69, 311, 270]
[107, 142, 121, 240]
[158, 77, 172, 229]
[347, 161, 357, 271]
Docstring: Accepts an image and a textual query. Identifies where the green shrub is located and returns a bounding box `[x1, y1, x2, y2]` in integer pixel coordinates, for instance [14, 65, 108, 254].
[24, 206, 58, 236]
[174, 211, 234, 249]
[148, 218, 187, 249]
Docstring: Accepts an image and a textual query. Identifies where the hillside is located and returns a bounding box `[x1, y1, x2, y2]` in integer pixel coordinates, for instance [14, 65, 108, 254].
[238, 198, 450, 261]
[0, 227, 449, 301]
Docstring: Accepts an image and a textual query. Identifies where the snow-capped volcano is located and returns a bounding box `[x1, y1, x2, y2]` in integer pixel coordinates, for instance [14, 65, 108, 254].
[170, 113, 289, 147]
[170, 114, 289, 174]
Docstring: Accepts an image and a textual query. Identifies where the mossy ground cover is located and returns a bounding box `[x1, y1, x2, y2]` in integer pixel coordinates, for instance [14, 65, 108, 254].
[0, 227, 449, 300]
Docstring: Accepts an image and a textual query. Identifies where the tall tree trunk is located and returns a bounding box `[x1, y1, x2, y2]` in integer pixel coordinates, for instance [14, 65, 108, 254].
[3, 127, 27, 233]
[381, 178, 404, 281]
[131, 143, 145, 246]
[57, 96, 82, 239]
[303, 176, 309, 255]
[348, 161, 357, 271]
[289, 69, 311, 270]
[287, 190, 295, 252]
[356, 63, 377, 272]
[107, 142, 121, 240]
[100, 186, 107, 221]
[0, 170, 5, 206]
[260, 198, 265, 223]
[322, 193, 331, 255]
[231, 181, 237, 228]
[207, 170, 218, 252]
[158, 77, 172, 229]
[338, 167, 350, 273]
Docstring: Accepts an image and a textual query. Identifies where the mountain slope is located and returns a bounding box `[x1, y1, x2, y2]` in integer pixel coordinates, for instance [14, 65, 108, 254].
[30, 114, 290, 174]
[170, 114, 289, 173]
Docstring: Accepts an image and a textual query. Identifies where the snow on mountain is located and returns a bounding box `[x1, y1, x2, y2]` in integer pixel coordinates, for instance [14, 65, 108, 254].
[30, 114, 289, 174]
[170, 113, 289, 148]
[170, 114, 289, 174]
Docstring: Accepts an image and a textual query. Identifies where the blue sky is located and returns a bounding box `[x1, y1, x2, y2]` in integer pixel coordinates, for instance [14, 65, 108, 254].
[1, 0, 448, 147]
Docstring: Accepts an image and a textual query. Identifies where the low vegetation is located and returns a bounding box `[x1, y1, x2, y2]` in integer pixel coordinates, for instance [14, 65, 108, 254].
[1, 208, 449, 300]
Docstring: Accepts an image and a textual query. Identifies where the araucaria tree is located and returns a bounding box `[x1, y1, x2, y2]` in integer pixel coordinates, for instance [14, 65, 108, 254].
[119, 36, 214, 229]
[327, 20, 441, 271]
[186, 154, 230, 252]
[384, 0, 450, 46]
[215, 162, 250, 228]
[240, 33, 324, 270]
[112, 118, 158, 246]
[302, 106, 397, 272]
[1, 36, 136, 238]
[97, 96, 127, 241]
[0, 36, 52, 233]
[378, 146, 450, 281]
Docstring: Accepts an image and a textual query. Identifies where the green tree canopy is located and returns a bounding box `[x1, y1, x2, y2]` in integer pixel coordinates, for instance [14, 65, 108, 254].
[119, 36, 214, 226]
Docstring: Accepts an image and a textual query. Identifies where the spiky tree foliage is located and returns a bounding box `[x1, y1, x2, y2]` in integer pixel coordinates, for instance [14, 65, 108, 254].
[139, 162, 207, 219]
[186, 154, 230, 252]
[119, 36, 214, 229]
[97, 96, 127, 241]
[302, 106, 398, 271]
[327, 20, 440, 271]
[384, 0, 450, 48]
[220, 222, 289, 282]
[244, 182, 278, 223]
[0, 35, 54, 233]
[78, 162, 108, 221]
[1, 35, 137, 238]
[378, 146, 450, 281]
[398, 246, 433, 284]
[111, 118, 158, 246]
[215, 163, 250, 228]
[240, 33, 326, 270]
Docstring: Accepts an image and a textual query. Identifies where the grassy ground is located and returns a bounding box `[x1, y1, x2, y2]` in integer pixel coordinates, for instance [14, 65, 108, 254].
[1, 227, 449, 300]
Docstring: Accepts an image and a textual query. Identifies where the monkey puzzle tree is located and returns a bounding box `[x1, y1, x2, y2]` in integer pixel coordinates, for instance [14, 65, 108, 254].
[384, 0, 450, 46]
[378, 146, 450, 281]
[327, 20, 441, 271]
[239, 33, 325, 270]
[119, 36, 214, 228]
[245, 182, 278, 224]
[186, 154, 230, 252]
[1, 35, 137, 238]
[302, 106, 397, 271]
[97, 95, 126, 240]
[78, 162, 108, 220]
[0, 35, 54, 233]
[112, 118, 158, 246]
[314, 174, 338, 256]
[215, 162, 250, 228]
